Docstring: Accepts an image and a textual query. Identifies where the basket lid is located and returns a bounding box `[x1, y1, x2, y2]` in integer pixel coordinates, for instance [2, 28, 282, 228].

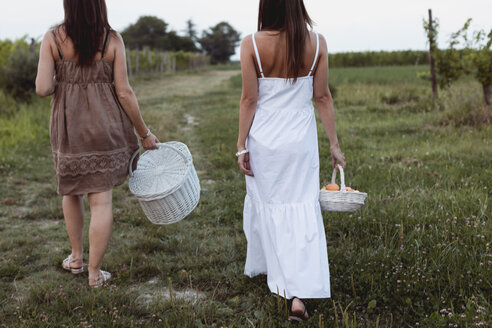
[129, 142, 192, 199]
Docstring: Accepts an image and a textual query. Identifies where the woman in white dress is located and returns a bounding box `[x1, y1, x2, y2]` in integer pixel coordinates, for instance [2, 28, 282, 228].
[236, 0, 346, 321]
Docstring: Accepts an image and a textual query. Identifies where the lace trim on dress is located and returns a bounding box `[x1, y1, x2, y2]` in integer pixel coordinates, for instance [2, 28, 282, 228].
[53, 148, 133, 177]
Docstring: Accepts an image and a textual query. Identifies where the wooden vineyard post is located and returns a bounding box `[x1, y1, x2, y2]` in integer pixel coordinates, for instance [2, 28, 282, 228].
[428, 9, 438, 100]
[160, 53, 165, 73]
[135, 49, 140, 74]
[147, 49, 153, 73]
[126, 48, 133, 78]
[142, 47, 146, 69]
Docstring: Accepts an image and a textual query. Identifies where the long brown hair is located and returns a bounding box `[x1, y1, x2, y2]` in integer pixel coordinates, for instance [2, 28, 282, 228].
[258, 0, 313, 80]
[60, 0, 111, 66]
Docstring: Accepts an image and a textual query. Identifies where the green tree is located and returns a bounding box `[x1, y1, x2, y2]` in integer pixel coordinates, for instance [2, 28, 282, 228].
[165, 31, 197, 52]
[434, 20, 470, 89]
[184, 19, 198, 42]
[465, 28, 492, 105]
[199, 22, 240, 64]
[424, 17, 492, 105]
[121, 16, 198, 52]
[0, 39, 14, 73]
[121, 16, 168, 50]
[1, 45, 38, 100]
[183, 19, 200, 51]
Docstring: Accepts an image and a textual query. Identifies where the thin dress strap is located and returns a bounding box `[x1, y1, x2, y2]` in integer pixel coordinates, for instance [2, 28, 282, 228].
[101, 29, 111, 59]
[51, 30, 64, 60]
[251, 33, 265, 78]
[307, 32, 320, 77]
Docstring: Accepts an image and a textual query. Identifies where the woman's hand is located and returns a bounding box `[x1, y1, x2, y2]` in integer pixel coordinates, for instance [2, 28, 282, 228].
[238, 152, 254, 176]
[142, 132, 159, 150]
[330, 144, 346, 169]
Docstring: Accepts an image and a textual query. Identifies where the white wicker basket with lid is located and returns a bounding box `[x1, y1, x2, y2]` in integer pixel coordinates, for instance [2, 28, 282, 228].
[128, 141, 200, 224]
[319, 164, 367, 212]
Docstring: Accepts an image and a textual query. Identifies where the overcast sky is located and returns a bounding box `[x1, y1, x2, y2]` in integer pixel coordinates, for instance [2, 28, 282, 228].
[1, 0, 491, 58]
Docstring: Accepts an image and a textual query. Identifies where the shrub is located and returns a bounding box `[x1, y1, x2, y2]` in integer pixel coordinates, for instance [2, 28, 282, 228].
[0, 39, 14, 74]
[0, 46, 39, 100]
[174, 51, 191, 70]
[0, 89, 19, 117]
[440, 86, 492, 126]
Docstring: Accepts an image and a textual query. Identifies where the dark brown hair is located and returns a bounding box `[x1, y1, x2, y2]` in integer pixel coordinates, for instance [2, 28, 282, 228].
[60, 0, 111, 66]
[258, 0, 313, 80]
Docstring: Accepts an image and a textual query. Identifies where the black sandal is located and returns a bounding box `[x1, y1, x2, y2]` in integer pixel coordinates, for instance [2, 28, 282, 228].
[288, 297, 309, 322]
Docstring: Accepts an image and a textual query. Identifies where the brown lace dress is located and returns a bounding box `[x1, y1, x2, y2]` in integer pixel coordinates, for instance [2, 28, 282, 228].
[50, 30, 139, 195]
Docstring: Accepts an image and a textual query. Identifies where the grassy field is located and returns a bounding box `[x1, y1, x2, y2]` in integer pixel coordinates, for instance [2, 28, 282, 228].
[0, 66, 490, 327]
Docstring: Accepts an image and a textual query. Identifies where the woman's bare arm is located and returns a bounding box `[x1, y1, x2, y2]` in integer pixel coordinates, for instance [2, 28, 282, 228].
[313, 34, 346, 168]
[237, 36, 259, 176]
[112, 32, 158, 149]
[35, 32, 56, 97]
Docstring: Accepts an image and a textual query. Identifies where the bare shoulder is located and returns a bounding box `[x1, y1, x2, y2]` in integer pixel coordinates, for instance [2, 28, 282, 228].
[42, 30, 54, 43]
[240, 34, 254, 52]
[241, 34, 253, 46]
[40, 29, 58, 55]
[311, 31, 328, 53]
[111, 31, 125, 47]
[44, 26, 63, 43]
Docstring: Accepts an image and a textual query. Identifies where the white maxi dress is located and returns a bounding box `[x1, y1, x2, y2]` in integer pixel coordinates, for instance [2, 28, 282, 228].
[243, 32, 331, 299]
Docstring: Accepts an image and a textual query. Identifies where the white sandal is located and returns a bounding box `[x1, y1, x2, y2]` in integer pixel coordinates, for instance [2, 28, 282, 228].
[89, 270, 111, 288]
[62, 255, 84, 274]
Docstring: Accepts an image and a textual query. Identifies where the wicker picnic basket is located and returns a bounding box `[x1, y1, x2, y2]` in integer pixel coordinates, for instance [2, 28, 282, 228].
[319, 164, 367, 212]
[128, 141, 200, 224]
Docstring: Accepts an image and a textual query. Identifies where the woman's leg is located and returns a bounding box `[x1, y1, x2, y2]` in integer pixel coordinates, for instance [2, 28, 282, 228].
[62, 195, 84, 268]
[87, 190, 113, 281]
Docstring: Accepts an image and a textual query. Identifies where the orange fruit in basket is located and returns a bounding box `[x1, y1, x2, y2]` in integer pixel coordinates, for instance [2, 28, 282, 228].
[325, 183, 340, 191]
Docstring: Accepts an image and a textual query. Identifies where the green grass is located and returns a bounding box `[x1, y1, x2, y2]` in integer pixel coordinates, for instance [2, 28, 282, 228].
[0, 66, 490, 327]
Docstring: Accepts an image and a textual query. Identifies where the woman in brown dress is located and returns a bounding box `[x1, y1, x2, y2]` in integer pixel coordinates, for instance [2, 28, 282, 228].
[35, 0, 159, 287]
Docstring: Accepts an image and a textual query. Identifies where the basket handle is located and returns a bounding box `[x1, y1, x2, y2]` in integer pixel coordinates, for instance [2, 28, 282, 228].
[128, 143, 190, 177]
[330, 164, 347, 192]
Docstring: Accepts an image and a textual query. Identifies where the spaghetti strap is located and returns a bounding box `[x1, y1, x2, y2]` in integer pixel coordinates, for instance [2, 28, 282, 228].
[307, 32, 320, 77]
[51, 30, 64, 60]
[251, 33, 265, 78]
[101, 30, 111, 59]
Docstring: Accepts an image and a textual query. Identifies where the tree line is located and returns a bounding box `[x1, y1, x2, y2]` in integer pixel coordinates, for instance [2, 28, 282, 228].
[121, 16, 241, 64]
[329, 50, 429, 68]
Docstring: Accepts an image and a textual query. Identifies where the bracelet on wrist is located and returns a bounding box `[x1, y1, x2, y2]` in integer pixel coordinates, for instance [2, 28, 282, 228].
[235, 149, 249, 157]
[141, 129, 151, 141]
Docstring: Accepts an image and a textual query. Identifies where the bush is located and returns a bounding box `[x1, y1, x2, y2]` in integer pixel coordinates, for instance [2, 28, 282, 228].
[0, 90, 19, 117]
[440, 86, 492, 126]
[1, 46, 39, 100]
[174, 50, 191, 70]
[0, 40, 14, 73]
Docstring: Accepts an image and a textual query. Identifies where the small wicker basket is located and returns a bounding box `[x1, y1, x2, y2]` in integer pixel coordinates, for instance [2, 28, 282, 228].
[128, 142, 200, 224]
[319, 164, 367, 212]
